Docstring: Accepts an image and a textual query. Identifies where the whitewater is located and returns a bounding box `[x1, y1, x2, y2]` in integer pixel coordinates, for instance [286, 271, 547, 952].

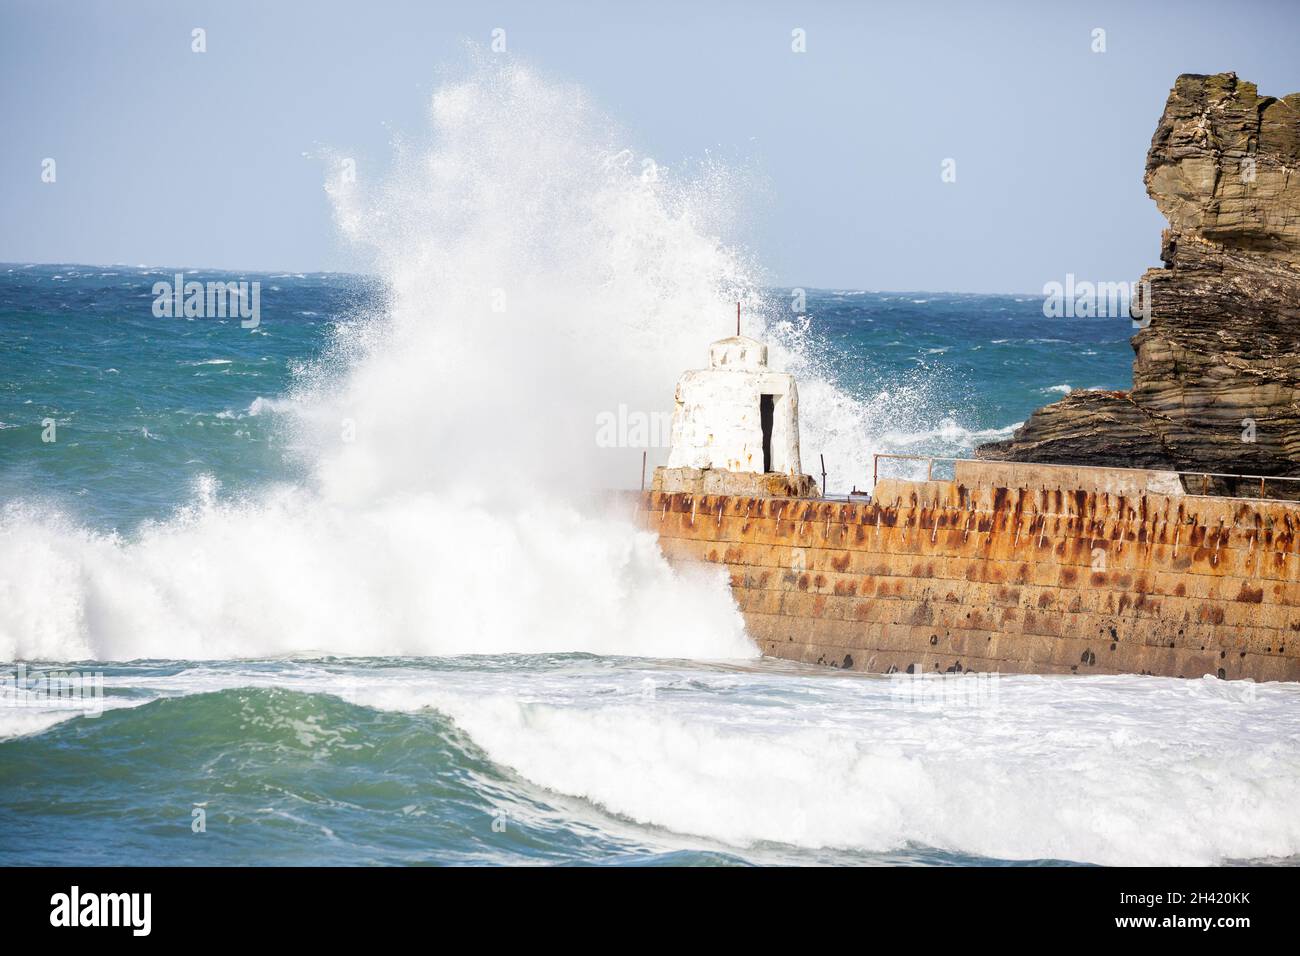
[2, 58, 1298, 867]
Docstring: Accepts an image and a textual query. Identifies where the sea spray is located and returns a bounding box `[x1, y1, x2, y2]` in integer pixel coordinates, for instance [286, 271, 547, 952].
[0, 58, 757, 662]
[311, 55, 923, 500]
[0, 56, 923, 662]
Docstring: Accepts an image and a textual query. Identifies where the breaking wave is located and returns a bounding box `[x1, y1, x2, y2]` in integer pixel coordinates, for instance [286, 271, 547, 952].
[0, 55, 901, 662]
[7, 660, 1299, 866]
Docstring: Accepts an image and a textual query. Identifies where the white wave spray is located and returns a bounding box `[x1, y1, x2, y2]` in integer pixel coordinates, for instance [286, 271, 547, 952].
[11, 658, 1297, 865]
[422, 675, 1300, 866]
[0, 57, 933, 662]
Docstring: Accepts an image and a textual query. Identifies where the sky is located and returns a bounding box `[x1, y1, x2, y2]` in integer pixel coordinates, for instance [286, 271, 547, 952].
[2, 0, 1298, 293]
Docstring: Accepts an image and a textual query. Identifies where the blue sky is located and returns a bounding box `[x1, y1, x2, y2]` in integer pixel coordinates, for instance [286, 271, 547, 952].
[3, 0, 1298, 292]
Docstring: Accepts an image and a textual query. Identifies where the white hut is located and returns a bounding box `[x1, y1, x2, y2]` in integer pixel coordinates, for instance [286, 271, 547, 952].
[655, 334, 816, 497]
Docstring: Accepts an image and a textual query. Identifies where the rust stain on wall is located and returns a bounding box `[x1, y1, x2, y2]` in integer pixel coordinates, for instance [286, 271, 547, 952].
[635, 475, 1300, 682]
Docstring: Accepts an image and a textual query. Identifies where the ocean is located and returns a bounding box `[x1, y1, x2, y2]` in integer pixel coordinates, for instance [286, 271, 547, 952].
[4, 266, 1298, 867]
[2, 64, 1298, 868]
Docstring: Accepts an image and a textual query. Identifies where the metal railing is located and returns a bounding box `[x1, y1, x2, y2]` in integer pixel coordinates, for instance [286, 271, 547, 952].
[870, 453, 1300, 500]
[871, 453, 962, 485]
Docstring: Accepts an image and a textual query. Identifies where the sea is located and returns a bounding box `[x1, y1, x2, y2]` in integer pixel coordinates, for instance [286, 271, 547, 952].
[2, 64, 1299, 868]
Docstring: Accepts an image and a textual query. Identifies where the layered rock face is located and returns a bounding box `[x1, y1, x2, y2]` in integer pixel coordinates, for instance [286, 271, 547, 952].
[978, 73, 1300, 497]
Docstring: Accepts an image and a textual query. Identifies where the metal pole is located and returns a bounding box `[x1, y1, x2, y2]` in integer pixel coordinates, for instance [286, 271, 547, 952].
[927, 457, 934, 481]
[640, 450, 647, 492]
[820, 453, 827, 496]
[1261, 476, 1267, 498]
[873, 454, 878, 487]
[736, 301, 740, 336]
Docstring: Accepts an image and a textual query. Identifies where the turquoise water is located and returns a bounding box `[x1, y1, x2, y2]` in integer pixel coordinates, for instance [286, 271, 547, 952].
[0, 267, 1130, 531]
[0, 265, 374, 529]
[0, 657, 1068, 867]
[3, 265, 1299, 867]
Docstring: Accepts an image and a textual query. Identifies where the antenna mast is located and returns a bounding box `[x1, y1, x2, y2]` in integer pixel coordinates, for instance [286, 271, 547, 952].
[736, 301, 741, 336]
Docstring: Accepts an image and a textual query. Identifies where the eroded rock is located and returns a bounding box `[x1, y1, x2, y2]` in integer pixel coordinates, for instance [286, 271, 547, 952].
[978, 73, 1300, 497]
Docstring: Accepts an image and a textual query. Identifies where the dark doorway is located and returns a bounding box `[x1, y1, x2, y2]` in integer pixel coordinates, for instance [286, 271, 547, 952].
[760, 394, 774, 472]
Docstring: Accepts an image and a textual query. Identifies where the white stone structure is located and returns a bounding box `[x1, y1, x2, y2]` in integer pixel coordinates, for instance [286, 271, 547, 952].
[666, 335, 803, 475]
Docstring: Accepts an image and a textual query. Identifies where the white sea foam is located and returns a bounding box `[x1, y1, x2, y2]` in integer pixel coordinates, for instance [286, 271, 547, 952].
[878, 417, 1020, 449]
[0, 695, 143, 741]
[59, 660, 1299, 866]
[406, 669, 1300, 866]
[0, 671, 143, 740]
[0, 708, 91, 740]
[245, 396, 289, 417]
[0, 58, 788, 662]
[0, 58, 1010, 663]
[0, 492, 750, 661]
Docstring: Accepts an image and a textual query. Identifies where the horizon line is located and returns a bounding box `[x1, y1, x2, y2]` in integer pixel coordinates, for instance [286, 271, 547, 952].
[0, 261, 1059, 300]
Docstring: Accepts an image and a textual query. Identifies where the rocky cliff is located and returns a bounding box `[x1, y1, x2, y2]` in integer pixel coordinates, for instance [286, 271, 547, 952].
[977, 73, 1300, 497]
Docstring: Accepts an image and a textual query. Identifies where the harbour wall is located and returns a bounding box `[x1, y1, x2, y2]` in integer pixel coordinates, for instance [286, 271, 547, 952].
[635, 461, 1300, 681]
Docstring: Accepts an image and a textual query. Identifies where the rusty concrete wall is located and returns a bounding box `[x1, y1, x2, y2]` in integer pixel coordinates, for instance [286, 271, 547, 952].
[636, 476, 1300, 682]
[951, 459, 1185, 497]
